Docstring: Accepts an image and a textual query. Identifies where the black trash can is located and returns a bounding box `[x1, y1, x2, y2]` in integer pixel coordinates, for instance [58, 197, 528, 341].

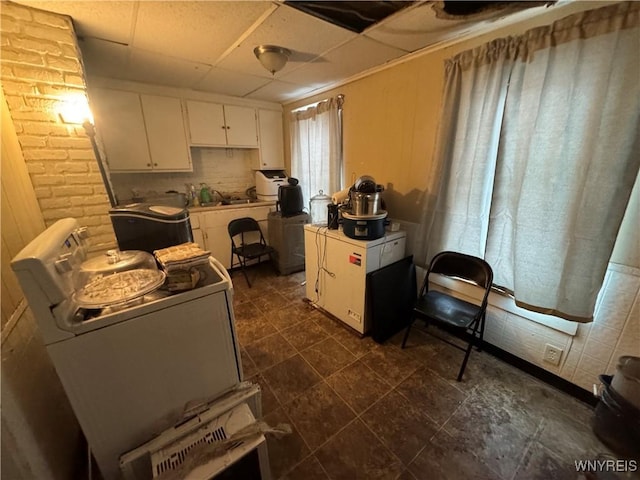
[110, 203, 193, 254]
[592, 375, 640, 459]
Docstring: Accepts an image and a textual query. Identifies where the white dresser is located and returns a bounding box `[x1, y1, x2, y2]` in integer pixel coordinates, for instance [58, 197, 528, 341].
[304, 225, 406, 334]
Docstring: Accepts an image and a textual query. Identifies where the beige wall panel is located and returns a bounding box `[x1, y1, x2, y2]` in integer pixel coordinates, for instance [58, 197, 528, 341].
[1, 92, 46, 327]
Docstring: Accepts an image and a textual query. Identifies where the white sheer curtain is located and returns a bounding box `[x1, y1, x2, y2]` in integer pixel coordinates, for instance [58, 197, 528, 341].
[426, 39, 518, 260]
[425, 2, 640, 321]
[290, 97, 342, 211]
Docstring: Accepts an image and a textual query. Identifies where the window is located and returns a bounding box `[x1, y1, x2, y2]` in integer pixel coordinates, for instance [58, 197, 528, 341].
[425, 3, 640, 322]
[289, 95, 344, 210]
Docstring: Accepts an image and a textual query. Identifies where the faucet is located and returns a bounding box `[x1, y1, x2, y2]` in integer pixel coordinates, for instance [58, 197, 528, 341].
[210, 189, 226, 204]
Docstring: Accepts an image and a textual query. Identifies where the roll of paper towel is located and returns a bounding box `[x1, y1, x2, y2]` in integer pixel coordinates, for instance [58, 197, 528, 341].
[331, 188, 350, 205]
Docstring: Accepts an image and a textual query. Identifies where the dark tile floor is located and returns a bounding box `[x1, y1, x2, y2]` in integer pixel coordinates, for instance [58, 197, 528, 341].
[231, 265, 619, 480]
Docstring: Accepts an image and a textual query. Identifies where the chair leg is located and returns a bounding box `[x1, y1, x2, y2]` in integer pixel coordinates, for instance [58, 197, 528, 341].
[401, 318, 415, 349]
[457, 321, 482, 381]
[239, 255, 251, 288]
[241, 268, 251, 288]
[477, 313, 486, 352]
[457, 339, 474, 381]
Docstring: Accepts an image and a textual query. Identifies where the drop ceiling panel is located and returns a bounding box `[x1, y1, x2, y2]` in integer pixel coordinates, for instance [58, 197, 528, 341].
[125, 49, 210, 88]
[80, 38, 130, 79]
[281, 36, 406, 88]
[365, 2, 473, 52]
[16, 0, 135, 44]
[193, 68, 272, 98]
[133, 1, 274, 65]
[217, 3, 357, 78]
[246, 79, 319, 103]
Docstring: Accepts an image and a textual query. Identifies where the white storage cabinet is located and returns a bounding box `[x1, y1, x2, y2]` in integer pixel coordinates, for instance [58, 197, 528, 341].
[304, 226, 406, 334]
[186, 100, 258, 147]
[252, 109, 285, 169]
[91, 88, 192, 172]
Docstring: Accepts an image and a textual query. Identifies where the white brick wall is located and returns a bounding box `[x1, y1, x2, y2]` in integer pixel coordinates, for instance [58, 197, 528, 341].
[111, 147, 257, 203]
[478, 264, 640, 391]
[1, 2, 116, 250]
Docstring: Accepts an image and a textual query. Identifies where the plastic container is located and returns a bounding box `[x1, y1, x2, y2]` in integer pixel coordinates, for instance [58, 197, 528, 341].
[75, 250, 165, 309]
[309, 190, 332, 225]
[593, 375, 640, 458]
[612, 356, 640, 410]
[200, 183, 212, 204]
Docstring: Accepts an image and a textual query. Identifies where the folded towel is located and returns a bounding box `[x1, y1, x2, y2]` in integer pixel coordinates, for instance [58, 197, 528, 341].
[154, 242, 211, 273]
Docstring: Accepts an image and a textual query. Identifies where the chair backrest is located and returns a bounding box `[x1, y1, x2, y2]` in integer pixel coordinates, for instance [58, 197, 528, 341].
[424, 251, 494, 306]
[228, 217, 265, 247]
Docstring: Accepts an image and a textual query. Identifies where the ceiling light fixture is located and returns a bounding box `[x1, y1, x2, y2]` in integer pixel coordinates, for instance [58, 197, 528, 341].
[253, 45, 291, 75]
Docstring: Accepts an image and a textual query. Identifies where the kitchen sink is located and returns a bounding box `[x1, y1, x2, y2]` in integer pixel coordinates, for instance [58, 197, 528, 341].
[221, 198, 257, 205]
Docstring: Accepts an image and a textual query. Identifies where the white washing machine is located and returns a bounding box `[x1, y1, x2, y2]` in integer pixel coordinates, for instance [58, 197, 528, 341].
[11, 218, 244, 480]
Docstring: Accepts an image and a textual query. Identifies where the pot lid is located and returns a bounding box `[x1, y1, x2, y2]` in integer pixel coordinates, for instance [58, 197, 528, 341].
[80, 250, 154, 274]
[310, 189, 331, 201]
[75, 269, 166, 309]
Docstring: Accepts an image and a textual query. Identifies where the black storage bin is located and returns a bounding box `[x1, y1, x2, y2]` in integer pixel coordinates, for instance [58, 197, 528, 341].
[110, 203, 193, 254]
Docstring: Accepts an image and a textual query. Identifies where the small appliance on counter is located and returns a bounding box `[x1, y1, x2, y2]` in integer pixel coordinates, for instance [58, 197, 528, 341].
[277, 177, 304, 217]
[109, 203, 193, 254]
[255, 170, 287, 202]
[337, 175, 388, 240]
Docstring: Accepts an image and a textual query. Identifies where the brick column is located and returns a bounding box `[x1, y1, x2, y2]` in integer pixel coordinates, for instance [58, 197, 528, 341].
[1, 1, 116, 250]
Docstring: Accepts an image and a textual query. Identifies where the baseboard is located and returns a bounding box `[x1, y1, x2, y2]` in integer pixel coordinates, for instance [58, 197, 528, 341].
[480, 341, 598, 407]
[431, 324, 598, 407]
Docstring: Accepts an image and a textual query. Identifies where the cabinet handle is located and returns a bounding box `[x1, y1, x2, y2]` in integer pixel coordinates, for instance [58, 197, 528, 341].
[153, 163, 158, 166]
[146, 163, 151, 167]
[221, 126, 226, 129]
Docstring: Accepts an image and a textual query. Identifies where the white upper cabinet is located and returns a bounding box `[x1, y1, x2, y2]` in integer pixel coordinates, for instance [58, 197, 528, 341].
[253, 109, 285, 170]
[91, 88, 152, 171]
[186, 101, 227, 146]
[91, 88, 192, 172]
[140, 94, 192, 171]
[186, 100, 258, 148]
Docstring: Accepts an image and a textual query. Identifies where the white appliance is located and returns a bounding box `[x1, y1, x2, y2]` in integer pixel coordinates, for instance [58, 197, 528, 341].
[304, 225, 406, 334]
[255, 170, 287, 201]
[11, 218, 244, 480]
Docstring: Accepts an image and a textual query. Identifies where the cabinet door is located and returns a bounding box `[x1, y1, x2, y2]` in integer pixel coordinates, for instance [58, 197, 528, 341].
[91, 88, 152, 171]
[255, 109, 284, 169]
[186, 100, 227, 146]
[224, 105, 258, 147]
[140, 95, 192, 171]
[192, 228, 205, 249]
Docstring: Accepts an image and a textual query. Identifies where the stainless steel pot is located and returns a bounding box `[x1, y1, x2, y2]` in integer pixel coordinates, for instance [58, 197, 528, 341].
[351, 191, 382, 216]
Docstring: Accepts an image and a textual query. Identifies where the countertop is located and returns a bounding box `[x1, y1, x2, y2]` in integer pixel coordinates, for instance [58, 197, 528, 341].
[187, 200, 276, 213]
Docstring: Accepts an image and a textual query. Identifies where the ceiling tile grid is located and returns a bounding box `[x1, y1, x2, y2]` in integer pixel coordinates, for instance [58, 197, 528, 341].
[13, 0, 569, 103]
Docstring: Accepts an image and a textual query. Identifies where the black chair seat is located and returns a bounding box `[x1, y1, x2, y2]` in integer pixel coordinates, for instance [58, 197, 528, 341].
[415, 290, 481, 329]
[233, 243, 274, 260]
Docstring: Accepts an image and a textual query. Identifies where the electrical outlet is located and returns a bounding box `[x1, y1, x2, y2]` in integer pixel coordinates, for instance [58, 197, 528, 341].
[348, 309, 362, 323]
[543, 343, 563, 366]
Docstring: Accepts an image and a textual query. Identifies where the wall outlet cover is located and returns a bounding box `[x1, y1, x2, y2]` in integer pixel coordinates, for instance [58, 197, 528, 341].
[543, 343, 563, 366]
